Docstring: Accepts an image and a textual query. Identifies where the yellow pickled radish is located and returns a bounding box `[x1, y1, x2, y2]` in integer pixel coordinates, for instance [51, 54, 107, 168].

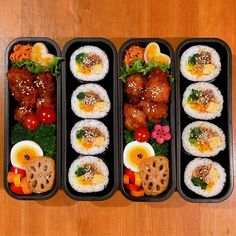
[134, 172, 142, 187]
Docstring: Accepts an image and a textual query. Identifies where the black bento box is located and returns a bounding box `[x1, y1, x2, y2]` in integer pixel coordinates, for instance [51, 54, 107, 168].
[61, 38, 118, 201]
[118, 38, 176, 202]
[4, 37, 61, 200]
[175, 38, 233, 203]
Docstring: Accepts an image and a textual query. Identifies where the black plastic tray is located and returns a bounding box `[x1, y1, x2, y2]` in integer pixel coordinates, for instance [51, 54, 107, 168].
[4, 37, 61, 200]
[175, 38, 233, 203]
[118, 38, 176, 202]
[62, 38, 118, 201]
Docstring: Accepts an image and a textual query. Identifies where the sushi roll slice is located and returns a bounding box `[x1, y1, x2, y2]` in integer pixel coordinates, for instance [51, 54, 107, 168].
[182, 121, 226, 157]
[68, 156, 109, 193]
[70, 119, 109, 155]
[71, 83, 111, 118]
[184, 158, 226, 197]
[182, 82, 223, 120]
[70, 46, 109, 81]
[180, 45, 221, 81]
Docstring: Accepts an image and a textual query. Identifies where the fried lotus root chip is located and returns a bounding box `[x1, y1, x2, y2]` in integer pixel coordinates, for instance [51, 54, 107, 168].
[25, 157, 55, 193]
[139, 156, 169, 195]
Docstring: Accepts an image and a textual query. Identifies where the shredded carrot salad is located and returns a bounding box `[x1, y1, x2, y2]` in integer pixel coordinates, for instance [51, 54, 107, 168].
[123, 45, 144, 65]
[10, 44, 32, 61]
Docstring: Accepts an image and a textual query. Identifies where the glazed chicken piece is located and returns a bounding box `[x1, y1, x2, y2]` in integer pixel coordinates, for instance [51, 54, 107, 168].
[144, 69, 171, 103]
[7, 67, 38, 108]
[36, 96, 56, 110]
[138, 101, 168, 122]
[34, 72, 56, 110]
[34, 72, 55, 98]
[125, 74, 146, 103]
[124, 103, 147, 130]
[14, 106, 33, 123]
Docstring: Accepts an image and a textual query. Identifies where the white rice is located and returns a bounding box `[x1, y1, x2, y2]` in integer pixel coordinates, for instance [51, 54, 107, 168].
[68, 156, 109, 193]
[180, 45, 221, 81]
[71, 83, 111, 118]
[182, 82, 223, 120]
[184, 158, 226, 197]
[70, 119, 109, 155]
[182, 121, 226, 157]
[70, 46, 109, 81]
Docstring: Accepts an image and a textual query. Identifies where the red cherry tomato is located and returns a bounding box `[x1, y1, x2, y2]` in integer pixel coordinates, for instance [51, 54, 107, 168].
[10, 166, 26, 177]
[10, 183, 24, 195]
[124, 168, 135, 183]
[23, 113, 40, 131]
[134, 127, 150, 142]
[37, 107, 56, 125]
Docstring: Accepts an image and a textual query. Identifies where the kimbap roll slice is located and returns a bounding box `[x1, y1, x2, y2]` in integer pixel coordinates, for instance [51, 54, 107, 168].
[70, 46, 109, 81]
[184, 158, 226, 197]
[70, 119, 109, 155]
[180, 45, 221, 81]
[68, 156, 109, 193]
[182, 121, 226, 157]
[182, 82, 223, 120]
[71, 83, 111, 118]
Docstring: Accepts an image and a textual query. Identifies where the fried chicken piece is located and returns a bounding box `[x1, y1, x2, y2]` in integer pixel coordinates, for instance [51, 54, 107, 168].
[125, 74, 146, 103]
[144, 69, 171, 103]
[124, 103, 147, 130]
[14, 106, 33, 123]
[34, 72, 55, 98]
[138, 101, 168, 122]
[36, 96, 56, 110]
[7, 67, 38, 108]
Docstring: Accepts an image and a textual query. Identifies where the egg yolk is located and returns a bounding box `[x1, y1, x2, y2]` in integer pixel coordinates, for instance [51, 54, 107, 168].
[14, 145, 39, 167]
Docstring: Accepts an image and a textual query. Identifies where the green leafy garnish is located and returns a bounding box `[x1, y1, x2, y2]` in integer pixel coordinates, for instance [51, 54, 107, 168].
[187, 89, 201, 102]
[77, 92, 86, 101]
[48, 57, 63, 77]
[11, 124, 56, 158]
[169, 75, 174, 83]
[147, 121, 155, 132]
[75, 53, 88, 64]
[119, 58, 171, 82]
[75, 166, 86, 177]
[189, 127, 202, 144]
[188, 53, 199, 65]
[149, 138, 169, 156]
[160, 118, 169, 126]
[12, 57, 62, 77]
[124, 130, 135, 144]
[76, 130, 85, 139]
[191, 177, 207, 190]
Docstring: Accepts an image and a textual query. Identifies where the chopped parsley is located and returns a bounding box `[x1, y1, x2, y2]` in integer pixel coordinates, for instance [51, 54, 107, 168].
[150, 138, 169, 156]
[124, 130, 135, 144]
[75, 166, 86, 177]
[189, 127, 202, 144]
[191, 177, 207, 190]
[77, 92, 86, 101]
[76, 130, 85, 139]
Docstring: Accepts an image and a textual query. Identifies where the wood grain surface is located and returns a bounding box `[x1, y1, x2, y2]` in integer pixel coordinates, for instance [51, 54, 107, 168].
[0, 1, 235, 236]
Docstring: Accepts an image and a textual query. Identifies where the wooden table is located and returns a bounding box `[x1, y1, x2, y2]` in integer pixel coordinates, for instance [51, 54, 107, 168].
[0, 1, 235, 235]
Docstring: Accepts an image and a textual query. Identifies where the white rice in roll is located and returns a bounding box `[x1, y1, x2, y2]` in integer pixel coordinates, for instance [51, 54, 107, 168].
[180, 45, 221, 81]
[70, 119, 109, 155]
[70, 46, 109, 81]
[182, 121, 226, 157]
[184, 158, 226, 197]
[71, 83, 111, 119]
[182, 82, 223, 120]
[68, 156, 109, 193]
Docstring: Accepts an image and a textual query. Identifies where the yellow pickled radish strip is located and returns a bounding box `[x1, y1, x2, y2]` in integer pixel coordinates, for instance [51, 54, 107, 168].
[13, 174, 22, 187]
